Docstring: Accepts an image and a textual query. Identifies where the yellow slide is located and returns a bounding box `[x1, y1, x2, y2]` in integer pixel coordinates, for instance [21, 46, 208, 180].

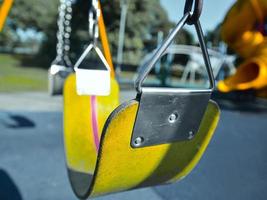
[218, 0, 267, 92]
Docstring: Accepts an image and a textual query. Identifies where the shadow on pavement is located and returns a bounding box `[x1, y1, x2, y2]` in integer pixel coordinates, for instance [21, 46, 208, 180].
[213, 100, 267, 113]
[0, 169, 23, 200]
[211, 90, 267, 113]
[5, 114, 35, 129]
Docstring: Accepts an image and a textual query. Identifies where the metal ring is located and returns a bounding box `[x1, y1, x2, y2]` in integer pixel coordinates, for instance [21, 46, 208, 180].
[184, 0, 203, 25]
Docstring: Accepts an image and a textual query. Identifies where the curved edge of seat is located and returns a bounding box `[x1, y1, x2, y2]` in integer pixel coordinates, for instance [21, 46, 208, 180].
[63, 74, 121, 199]
[78, 100, 137, 199]
[82, 99, 220, 198]
[168, 99, 220, 183]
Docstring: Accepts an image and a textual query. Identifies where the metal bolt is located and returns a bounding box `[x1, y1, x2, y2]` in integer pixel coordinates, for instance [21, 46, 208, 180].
[188, 131, 194, 140]
[168, 113, 178, 123]
[133, 137, 144, 147]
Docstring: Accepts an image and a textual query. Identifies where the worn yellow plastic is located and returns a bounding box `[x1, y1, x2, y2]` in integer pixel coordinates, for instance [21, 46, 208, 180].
[64, 73, 119, 171]
[218, 0, 267, 92]
[63, 2, 120, 182]
[0, 0, 13, 32]
[63, 74, 220, 199]
[64, 2, 220, 198]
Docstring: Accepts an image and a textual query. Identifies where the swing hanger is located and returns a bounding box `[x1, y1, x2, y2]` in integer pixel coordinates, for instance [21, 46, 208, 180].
[131, 0, 215, 148]
[74, 0, 111, 96]
[184, 0, 203, 25]
[135, 0, 214, 94]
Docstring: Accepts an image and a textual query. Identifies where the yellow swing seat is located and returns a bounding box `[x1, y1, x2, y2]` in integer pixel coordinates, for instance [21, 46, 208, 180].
[64, 74, 220, 198]
[63, 1, 220, 199]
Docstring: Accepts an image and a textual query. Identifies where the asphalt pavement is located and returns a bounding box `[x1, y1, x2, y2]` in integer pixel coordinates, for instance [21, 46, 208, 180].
[0, 91, 267, 200]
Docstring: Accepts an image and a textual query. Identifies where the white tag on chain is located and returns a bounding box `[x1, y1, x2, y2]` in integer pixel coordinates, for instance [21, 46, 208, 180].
[74, 44, 111, 96]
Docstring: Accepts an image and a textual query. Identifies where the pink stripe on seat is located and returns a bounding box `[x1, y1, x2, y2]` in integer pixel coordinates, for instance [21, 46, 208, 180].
[90, 96, 100, 152]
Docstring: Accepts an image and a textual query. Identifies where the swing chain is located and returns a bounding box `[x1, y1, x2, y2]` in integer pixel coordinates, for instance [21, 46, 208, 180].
[89, 0, 100, 44]
[183, 0, 203, 25]
[55, 0, 65, 62]
[63, 0, 73, 66]
[55, 0, 72, 66]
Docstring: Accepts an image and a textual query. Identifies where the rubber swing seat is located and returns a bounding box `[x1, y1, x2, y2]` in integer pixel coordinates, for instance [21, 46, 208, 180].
[63, 74, 220, 199]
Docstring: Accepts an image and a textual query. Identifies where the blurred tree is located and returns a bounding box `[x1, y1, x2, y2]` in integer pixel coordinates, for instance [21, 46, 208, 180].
[1, 0, 193, 67]
[175, 29, 194, 45]
[71, 0, 175, 66]
[205, 23, 222, 47]
[0, 0, 58, 64]
[4, 0, 58, 30]
[0, 25, 18, 49]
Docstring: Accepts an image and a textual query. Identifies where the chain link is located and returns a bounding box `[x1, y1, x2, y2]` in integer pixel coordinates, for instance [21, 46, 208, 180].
[89, 0, 100, 44]
[55, 0, 73, 66]
[63, 0, 73, 66]
[184, 0, 203, 25]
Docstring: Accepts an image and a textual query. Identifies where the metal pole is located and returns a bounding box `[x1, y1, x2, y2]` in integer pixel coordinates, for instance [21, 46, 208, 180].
[155, 31, 164, 74]
[116, 0, 128, 75]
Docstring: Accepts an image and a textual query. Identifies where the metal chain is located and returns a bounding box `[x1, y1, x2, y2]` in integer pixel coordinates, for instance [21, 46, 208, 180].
[55, 0, 72, 66]
[89, 0, 100, 44]
[63, 0, 73, 67]
[55, 0, 65, 62]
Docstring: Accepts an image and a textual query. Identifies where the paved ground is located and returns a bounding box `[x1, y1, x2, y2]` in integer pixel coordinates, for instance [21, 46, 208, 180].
[0, 91, 135, 111]
[0, 92, 267, 200]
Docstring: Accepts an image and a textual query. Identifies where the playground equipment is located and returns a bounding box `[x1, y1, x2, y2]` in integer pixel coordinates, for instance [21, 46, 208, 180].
[63, 0, 220, 199]
[138, 44, 236, 87]
[218, 0, 267, 93]
[0, 0, 13, 32]
[48, 0, 73, 95]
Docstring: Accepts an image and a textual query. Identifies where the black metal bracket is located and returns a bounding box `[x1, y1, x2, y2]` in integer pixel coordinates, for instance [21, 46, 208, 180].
[131, 2, 214, 148]
[131, 88, 211, 148]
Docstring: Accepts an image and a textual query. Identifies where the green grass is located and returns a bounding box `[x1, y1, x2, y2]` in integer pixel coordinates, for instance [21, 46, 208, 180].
[0, 54, 48, 92]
